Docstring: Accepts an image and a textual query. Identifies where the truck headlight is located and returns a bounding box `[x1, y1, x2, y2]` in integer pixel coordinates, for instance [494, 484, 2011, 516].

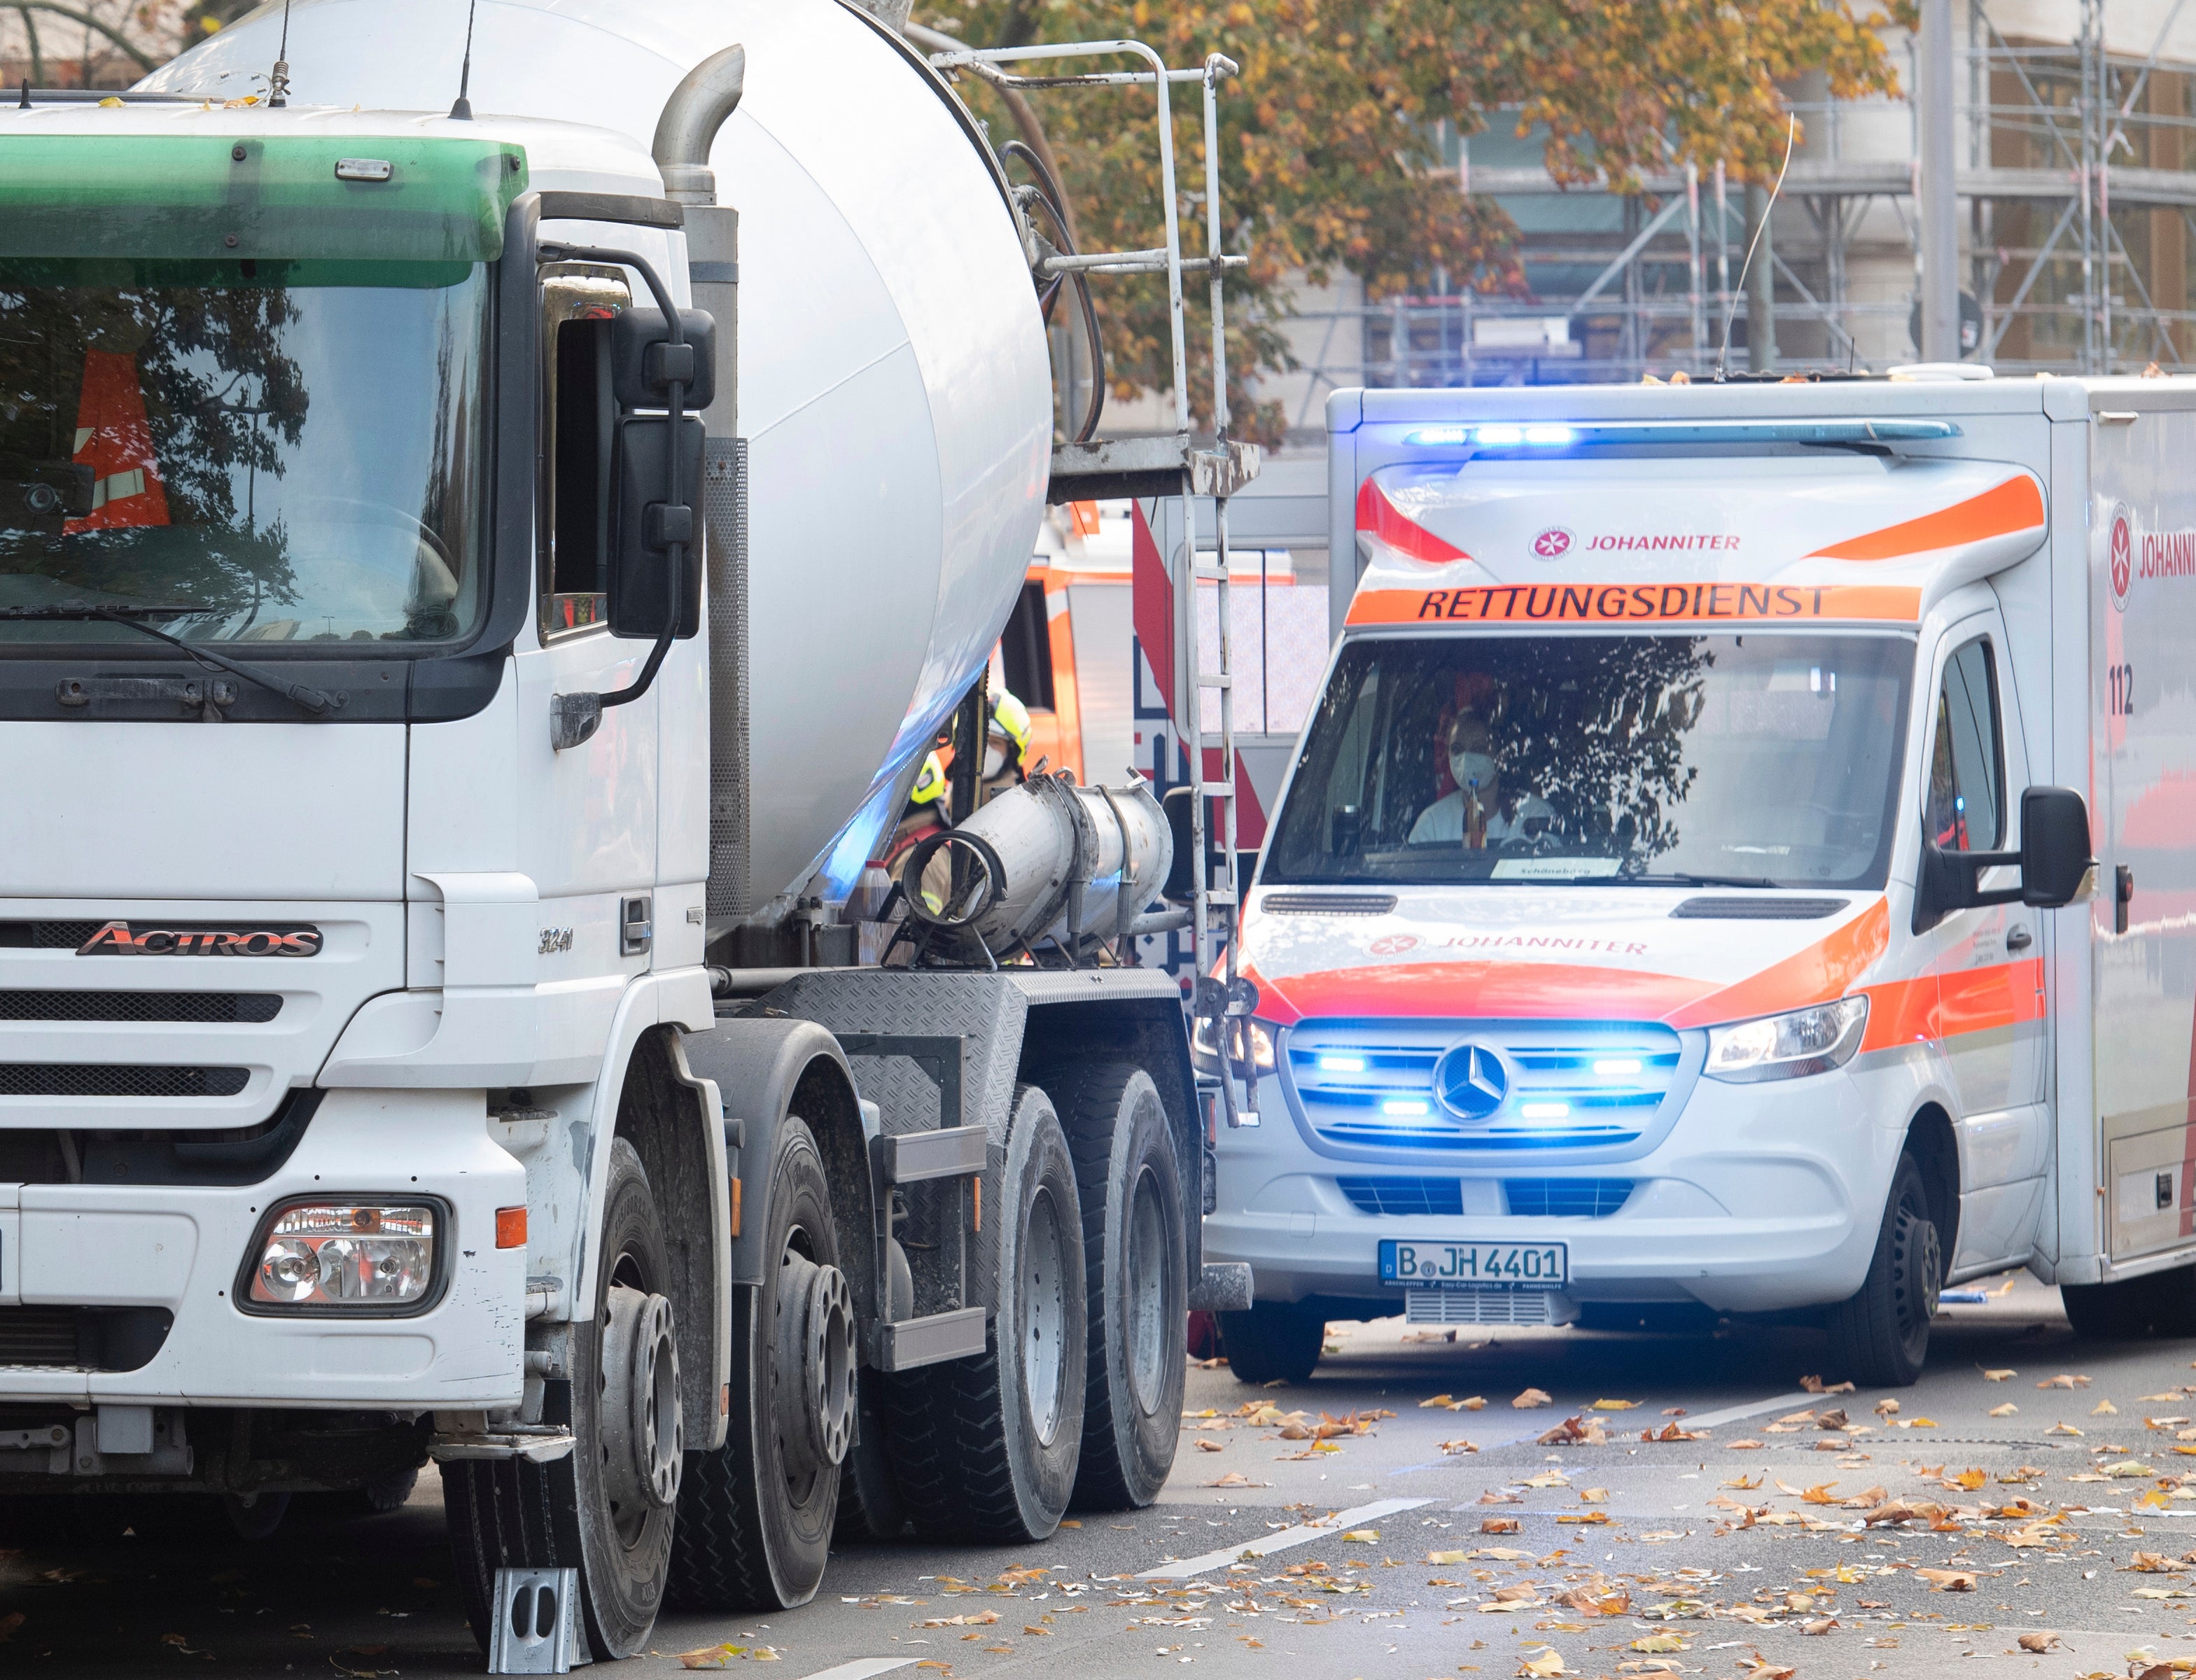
[1705, 996, 1868, 1083]
[245, 1201, 440, 1309]
[1191, 1014, 1278, 1079]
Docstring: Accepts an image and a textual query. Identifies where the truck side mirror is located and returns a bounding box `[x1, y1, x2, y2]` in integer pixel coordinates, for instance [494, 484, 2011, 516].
[608, 414, 706, 639]
[611, 307, 717, 411]
[1914, 783, 2094, 932]
[2017, 785, 2093, 909]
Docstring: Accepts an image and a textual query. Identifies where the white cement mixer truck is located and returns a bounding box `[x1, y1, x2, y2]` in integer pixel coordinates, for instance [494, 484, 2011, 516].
[0, 0, 1254, 1660]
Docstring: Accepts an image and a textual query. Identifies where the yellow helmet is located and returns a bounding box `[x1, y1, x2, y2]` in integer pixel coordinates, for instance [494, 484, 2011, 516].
[907, 750, 947, 806]
[988, 689, 1033, 763]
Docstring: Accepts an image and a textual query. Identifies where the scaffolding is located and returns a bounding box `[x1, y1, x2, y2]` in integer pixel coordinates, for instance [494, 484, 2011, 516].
[1279, 0, 2196, 412]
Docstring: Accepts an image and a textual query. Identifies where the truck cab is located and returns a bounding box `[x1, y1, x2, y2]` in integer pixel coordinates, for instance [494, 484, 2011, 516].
[1204, 378, 2122, 1387]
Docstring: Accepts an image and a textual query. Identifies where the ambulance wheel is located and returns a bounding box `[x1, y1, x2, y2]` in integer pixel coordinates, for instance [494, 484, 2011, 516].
[1054, 1063, 1188, 1510]
[667, 1116, 852, 1611]
[891, 1086, 1088, 1543]
[1218, 1302, 1325, 1386]
[2064, 1265, 2196, 1339]
[445, 1138, 680, 1660]
[1824, 1152, 1941, 1387]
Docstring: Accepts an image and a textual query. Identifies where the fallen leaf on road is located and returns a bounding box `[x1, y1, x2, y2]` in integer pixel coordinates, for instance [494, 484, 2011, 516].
[2036, 1373, 2091, 1390]
[1462, 1396, 1488, 1410]
[1724, 1439, 1764, 1451]
[1721, 1474, 1763, 1489]
[1341, 1529, 1378, 1543]
[1579, 1487, 1608, 1502]
[1875, 1397, 1900, 1416]
[1513, 1388, 1553, 1409]
[1949, 1467, 1988, 1490]
[2128, 1551, 2178, 1572]
[920, 1611, 1000, 1627]
[1555, 1513, 1611, 1525]
[1630, 1633, 1688, 1653]
[1516, 1653, 1572, 1678]
[1989, 1402, 2017, 1417]
[1590, 1399, 1639, 1411]
[1641, 1422, 1708, 1442]
[2093, 1399, 2120, 1415]
[1800, 1376, 1855, 1395]
[1537, 1415, 1608, 1446]
[1427, 1550, 1469, 1564]
[1420, 1394, 1466, 1410]
[1201, 1471, 1270, 1488]
[1439, 1438, 1478, 1455]
[1915, 1568, 1976, 1591]
[1800, 1482, 1842, 1504]
[1194, 1439, 1224, 1452]
[1803, 1616, 1838, 1634]
[2045, 1421, 2084, 1435]
[2015, 1630, 2059, 1652]
[1482, 1517, 1521, 1534]
[1983, 1368, 2015, 1380]
[1521, 1470, 1570, 1488]
[679, 1648, 749, 1671]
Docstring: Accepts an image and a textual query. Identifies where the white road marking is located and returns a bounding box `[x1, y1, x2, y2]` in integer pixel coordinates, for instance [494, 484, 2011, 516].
[1138, 1496, 1433, 1579]
[792, 1661, 919, 1680]
[1679, 1392, 1824, 1432]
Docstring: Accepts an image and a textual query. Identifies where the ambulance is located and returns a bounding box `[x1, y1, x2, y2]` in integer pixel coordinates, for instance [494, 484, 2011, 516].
[1200, 373, 2195, 1387]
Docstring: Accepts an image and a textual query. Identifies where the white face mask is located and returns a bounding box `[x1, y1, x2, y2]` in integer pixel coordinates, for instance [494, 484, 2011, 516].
[1450, 749, 1497, 790]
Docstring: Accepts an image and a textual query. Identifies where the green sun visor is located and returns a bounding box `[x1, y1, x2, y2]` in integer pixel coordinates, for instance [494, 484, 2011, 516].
[0, 134, 529, 269]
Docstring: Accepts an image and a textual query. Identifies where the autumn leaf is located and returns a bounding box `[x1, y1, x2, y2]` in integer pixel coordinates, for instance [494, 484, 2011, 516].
[2036, 1373, 2092, 1389]
[1341, 1529, 1378, 1542]
[1195, 1438, 1225, 1452]
[1983, 1367, 2015, 1380]
[1515, 1652, 1572, 1679]
[1989, 1401, 2017, 1416]
[1630, 1632, 1689, 1653]
[2015, 1630, 2059, 1652]
[1513, 1387, 1553, 1409]
[1590, 1399, 1639, 1410]
[1439, 1438, 1479, 1455]
[2093, 1399, 2120, 1415]
[1915, 1567, 1976, 1590]
[1481, 1516, 1522, 1534]
[1950, 1467, 1987, 1490]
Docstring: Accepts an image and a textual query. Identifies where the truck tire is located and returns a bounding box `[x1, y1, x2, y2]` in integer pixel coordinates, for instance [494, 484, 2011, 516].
[891, 1086, 1088, 1543]
[2064, 1266, 2196, 1339]
[445, 1137, 682, 1660]
[1218, 1302, 1324, 1385]
[1054, 1063, 1187, 1510]
[667, 1116, 853, 1611]
[1823, 1151, 1941, 1387]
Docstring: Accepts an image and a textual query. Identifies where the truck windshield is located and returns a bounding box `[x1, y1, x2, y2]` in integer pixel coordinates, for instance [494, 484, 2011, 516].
[0, 262, 489, 647]
[1264, 631, 1915, 889]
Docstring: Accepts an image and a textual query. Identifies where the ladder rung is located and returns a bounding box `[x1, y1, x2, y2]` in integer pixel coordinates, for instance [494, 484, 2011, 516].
[1195, 674, 1233, 689]
[1196, 780, 1236, 797]
[1203, 890, 1239, 906]
[1192, 568, 1229, 582]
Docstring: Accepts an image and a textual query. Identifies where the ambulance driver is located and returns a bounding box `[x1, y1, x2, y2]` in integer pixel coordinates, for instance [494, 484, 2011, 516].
[1408, 706, 1555, 848]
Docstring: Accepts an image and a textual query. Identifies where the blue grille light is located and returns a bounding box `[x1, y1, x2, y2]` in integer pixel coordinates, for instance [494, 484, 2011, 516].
[1318, 1054, 1368, 1074]
[1404, 425, 1471, 446]
[1520, 1101, 1572, 1120]
[1523, 424, 1576, 446]
[1592, 1058, 1642, 1077]
[1474, 424, 1524, 447]
[1381, 1098, 1432, 1117]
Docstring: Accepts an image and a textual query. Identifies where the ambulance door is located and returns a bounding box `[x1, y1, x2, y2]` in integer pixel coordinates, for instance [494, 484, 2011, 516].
[2091, 406, 2196, 1266]
[1919, 615, 2050, 1270]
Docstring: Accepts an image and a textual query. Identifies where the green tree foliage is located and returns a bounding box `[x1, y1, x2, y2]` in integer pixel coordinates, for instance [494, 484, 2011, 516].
[921, 0, 1900, 440]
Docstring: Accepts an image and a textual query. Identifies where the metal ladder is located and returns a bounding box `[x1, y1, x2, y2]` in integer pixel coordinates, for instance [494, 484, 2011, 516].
[925, 39, 1262, 1119]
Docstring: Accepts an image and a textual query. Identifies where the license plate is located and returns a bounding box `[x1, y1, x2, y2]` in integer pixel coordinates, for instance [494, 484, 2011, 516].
[1378, 1239, 1567, 1290]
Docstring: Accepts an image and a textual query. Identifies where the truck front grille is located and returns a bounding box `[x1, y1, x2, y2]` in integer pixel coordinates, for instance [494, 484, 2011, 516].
[0, 990, 281, 1024]
[0, 920, 101, 949]
[1285, 1018, 1682, 1152]
[0, 1065, 249, 1098]
[0, 1307, 172, 1371]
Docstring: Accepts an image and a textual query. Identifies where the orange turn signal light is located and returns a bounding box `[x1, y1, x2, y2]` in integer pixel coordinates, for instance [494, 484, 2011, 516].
[495, 1206, 529, 1250]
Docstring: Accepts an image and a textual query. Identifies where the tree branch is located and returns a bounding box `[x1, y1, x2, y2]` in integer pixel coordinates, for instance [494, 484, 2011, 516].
[15, 6, 46, 85]
[18, 3, 159, 74]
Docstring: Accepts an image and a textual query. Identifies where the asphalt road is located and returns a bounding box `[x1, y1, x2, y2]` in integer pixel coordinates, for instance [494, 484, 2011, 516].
[8, 1273, 2196, 1679]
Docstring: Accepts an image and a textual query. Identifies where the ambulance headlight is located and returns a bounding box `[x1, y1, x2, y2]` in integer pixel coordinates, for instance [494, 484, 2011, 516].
[243, 1200, 442, 1311]
[1191, 1014, 1278, 1079]
[1705, 996, 1868, 1083]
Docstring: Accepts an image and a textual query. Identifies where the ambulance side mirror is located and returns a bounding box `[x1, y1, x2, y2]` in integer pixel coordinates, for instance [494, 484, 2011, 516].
[1915, 784, 2093, 933]
[2016, 785, 2093, 909]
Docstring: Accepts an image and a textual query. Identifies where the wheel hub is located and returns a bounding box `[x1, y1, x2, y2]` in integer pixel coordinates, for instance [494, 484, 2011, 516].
[775, 1251, 855, 1481]
[601, 1282, 683, 1523]
[1021, 1186, 1067, 1446]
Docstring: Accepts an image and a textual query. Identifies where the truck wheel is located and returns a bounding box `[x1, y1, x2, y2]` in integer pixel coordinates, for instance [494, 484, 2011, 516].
[445, 1137, 680, 1660]
[2064, 1266, 2196, 1339]
[1217, 1303, 1324, 1385]
[1056, 1064, 1187, 1510]
[892, 1086, 1087, 1543]
[667, 1116, 853, 1611]
[1823, 1151, 1941, 1387]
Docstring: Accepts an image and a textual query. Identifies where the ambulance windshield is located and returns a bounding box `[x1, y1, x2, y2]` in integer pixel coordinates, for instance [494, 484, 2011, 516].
[0, 263, 489, 647]
[1264, 631, 1915, 890]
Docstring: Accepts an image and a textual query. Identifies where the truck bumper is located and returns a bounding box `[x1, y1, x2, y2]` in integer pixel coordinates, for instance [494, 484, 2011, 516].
[1205, 1063, 1910, 1316]
[0, 1090, 528, 1408]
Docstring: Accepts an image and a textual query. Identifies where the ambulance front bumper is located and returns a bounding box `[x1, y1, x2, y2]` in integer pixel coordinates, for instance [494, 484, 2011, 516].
[1205, 1063, 1908, 1315]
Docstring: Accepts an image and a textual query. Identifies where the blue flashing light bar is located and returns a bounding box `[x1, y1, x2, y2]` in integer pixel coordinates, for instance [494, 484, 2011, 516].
[1318, 1054, 1368, 1074]
[1401, 419, 1963, 449]
[1381, 1098, 1432, 1117]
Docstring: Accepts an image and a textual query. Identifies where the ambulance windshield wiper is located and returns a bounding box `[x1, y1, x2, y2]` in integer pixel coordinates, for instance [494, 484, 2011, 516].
[1616, 870, 1782, 890]
[1, 604, 341, 715]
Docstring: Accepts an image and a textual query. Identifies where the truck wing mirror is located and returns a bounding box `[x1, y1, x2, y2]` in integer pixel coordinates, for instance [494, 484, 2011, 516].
[608, 413, 705, 639]
[612, 307, 717, 412]
[1914, 783, 2094, 932]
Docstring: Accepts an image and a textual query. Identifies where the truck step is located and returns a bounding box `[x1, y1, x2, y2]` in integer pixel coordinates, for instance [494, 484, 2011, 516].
[872, 1305, 988, 1373]
[878, 1124, 988, 1184]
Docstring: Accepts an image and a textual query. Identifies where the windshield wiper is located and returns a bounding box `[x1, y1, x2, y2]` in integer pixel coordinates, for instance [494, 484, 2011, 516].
[1616, 871, 1783, 890]
[1, 604, 342, 715]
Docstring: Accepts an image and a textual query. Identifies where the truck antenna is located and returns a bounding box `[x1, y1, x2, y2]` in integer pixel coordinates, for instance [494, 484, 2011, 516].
[1715, 112, 1796, 381]
[449, 0, 478, 120]
[267, 0, 293, 106]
